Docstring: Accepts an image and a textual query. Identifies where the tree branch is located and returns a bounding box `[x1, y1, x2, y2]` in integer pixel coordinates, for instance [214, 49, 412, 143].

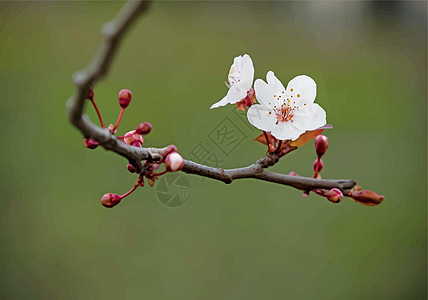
[66, 0, 357, 198]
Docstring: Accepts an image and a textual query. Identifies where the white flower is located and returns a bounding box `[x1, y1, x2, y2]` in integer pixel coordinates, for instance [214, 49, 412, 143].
[247, 71, 326, 141]
[210, 54, 255, 109]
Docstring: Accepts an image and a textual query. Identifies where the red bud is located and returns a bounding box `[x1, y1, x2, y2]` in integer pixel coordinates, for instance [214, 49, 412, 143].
[83, 138, 99, 149]
[127, 163, 136, 173]
[326, 188, 343, 203]
[315, 135, 329, 157]
[118, 89, 132, 108]
[288, 171, 299, 176]
[351, 190, 385, 206]
[136, 122, 152, 135]
[313, 158, 324, 173]
[101, 193, 122, 208]
[123, 130, 144, 147]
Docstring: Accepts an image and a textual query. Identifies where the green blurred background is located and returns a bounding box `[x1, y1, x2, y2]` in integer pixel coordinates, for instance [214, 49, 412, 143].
[0, 1, 426, 299]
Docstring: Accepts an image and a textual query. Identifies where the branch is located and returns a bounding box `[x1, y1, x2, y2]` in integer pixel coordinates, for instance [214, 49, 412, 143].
[66, 0, 358, 199]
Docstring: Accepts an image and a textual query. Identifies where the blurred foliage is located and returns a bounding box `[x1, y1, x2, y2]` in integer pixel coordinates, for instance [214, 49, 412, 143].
[0, 1, 426, 299]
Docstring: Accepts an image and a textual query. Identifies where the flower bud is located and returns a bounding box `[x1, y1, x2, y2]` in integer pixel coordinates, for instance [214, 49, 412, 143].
[118, 89, 132, 108]
[313, 158, 323, 173]
[136, 122, 152, 135]
[108, 123, 117, 134]
[351, 190, 385, 206]
[101, 193, 122, 208]
[288, 171, 299, 176]
[83, 138, 99, 149]
[87, 85, 94, 101]
[326, 188, 343, 203]
[123, 130, 144, 147]
[315, 135, 329, 158]
[165, 152, 185, 172]
[162, 144, 178, 159]
[127, 163, 136, 173]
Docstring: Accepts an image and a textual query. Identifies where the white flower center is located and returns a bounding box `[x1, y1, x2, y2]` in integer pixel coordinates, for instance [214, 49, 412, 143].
[275, 104, 294, 123]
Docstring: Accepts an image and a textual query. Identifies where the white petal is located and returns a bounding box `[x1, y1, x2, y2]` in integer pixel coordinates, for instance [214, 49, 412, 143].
[247, 104, 277, 132]
[271, 122, 305, 141]
[266, 71, 286, 96]
[226, 81, 249, 103]
[292, 103, 327, 131]
[286, 75, 317, 104]
[254, 79, 277, 109]
[210, 96, 230, 109]
[241, 54, 255, 85]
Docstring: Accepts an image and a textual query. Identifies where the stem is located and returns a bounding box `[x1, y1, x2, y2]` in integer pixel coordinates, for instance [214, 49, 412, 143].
[90, 100, 105, 128]
[276, 140, 283, 152]
[120, 185, 138, 199]
[114, 108, 125, 130]
[152, 170, 168, 176]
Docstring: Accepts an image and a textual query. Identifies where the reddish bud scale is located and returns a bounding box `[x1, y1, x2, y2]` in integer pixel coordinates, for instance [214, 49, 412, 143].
[351, 190, 385, 206]
[123, 130, 144, 147]
[118, 89, 132, 108]
[83, 138, 99, 149]
[101, 193, 122, 208]
[315, 135, 329, 158]
[127, 163, 136, 173]
[136, 122, 152, 135]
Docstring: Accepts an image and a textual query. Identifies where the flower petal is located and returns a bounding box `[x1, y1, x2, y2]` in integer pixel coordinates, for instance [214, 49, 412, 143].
[226, 81, 250, 103]
[210, 95, 230, 109]
[241, 54, 254, 86]
[293, 103, 327, 131]
[254, 79, 277, 109]
[286, 75, 317, 104]
[266, 71, 286, 97]
[271, 121, 305, 141]
[247, 104, 277, 132]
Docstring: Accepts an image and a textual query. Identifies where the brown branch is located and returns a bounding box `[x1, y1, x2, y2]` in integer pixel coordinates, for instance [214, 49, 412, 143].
[66, 0, 357, 198]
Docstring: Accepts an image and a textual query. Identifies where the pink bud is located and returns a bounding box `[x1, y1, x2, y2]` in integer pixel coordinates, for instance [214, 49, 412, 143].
[123, 130, 144, 147]
[87, 85, 94, 101]
[136, 122, 152, 135]
[118, 89, 132, 108]
[351, 190, 385, 206]
[315, 135, 329, 157]
[288, 171, 299, 176]
[108, 124, 117, 134]
[313, 158, 323, 173]
[162, 144, 178, 159]
[127, 163, 135, 173]
[326, 188, 343, 203]
[165, 152, 185, 172]
[101, 193, 122, 208]
[83, 138, 99, 149]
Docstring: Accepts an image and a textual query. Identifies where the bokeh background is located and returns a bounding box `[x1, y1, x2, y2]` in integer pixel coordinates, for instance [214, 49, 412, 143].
[0, 1, 426, 299]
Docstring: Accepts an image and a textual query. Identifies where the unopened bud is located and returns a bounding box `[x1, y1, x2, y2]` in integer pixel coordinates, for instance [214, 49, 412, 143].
[108, 123, 117, 134]
[87, 85, 94, 101]
[118, 89, 132, 108]
[288, 171, 299, 176]
[351, 190, 385, 206]
[326, 188, 343, 203]
[123, 130, 144, 147]
[127, 163, 135, 173]
[83, 138, 99, 149]
[162, 144, 178, 159]
[315, 135, 329, 157]
[101, 193, 122, 208]
[313, 158, 323, 173]
[165, 152, 185, 172]
[136, 122, 152, 135]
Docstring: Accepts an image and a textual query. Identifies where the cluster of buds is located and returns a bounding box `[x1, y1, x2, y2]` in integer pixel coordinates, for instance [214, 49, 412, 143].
[83, 86, 187, 208]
